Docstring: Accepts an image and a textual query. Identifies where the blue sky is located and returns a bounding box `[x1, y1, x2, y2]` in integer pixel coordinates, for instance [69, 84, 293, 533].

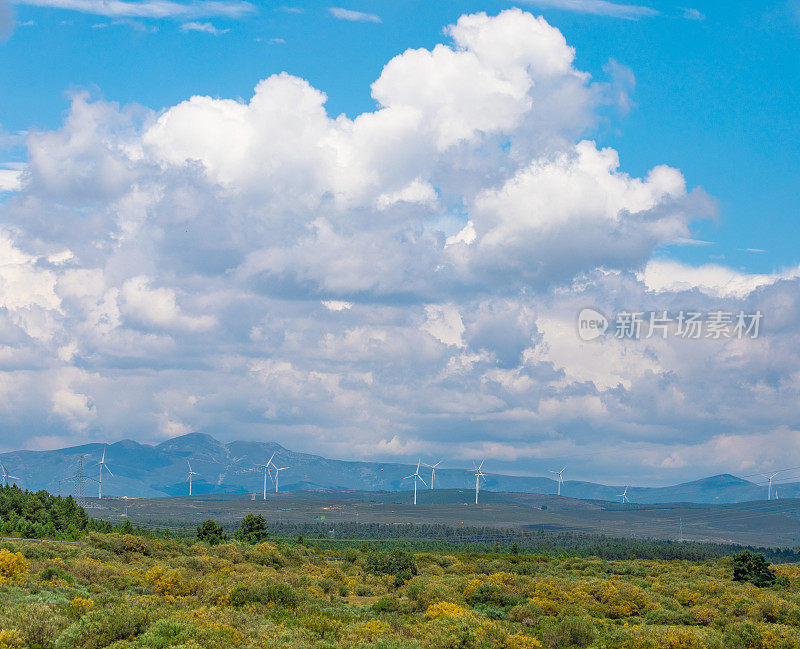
[2, 1, 799, 272]
[1, 0, 800, 484]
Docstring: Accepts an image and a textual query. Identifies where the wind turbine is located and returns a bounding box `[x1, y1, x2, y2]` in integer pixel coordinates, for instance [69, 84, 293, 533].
[403, 460, 427, 505]
[618, 485, 629, 504]
[424, 461, 442, 489]
[762, 472, 779, 500]
[549, 466, 567, 496]
[273, 465, 289, 493]
[0, 462, 20, 488]
[474, 460, 486, 505]
[256, 453, 276, 500]
[187, 461, 199, 496]
[95, 447, 114, 499]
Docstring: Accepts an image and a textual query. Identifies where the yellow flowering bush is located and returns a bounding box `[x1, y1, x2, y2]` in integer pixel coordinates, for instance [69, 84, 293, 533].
[68, 596, 95, 617]
[425, 601, 469, 619]
[676, 589, 702, 606]
[145, 565, 194, 596]
[0, 630, 25, 649]
[502, 631, 542, 648]
[0, 549, 29, 583]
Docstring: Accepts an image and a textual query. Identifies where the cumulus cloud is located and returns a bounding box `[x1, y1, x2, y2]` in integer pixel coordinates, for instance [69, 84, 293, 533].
[0, 8, 794, 484]
[641, 259, 800, 298]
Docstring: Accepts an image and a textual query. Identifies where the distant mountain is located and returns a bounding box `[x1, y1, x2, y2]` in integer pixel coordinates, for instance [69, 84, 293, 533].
[0, 433, 791, 504]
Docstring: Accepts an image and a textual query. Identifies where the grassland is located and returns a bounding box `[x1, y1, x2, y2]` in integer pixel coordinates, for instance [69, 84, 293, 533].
[87, 490, 800, 547]
[0, 530, 799, 649]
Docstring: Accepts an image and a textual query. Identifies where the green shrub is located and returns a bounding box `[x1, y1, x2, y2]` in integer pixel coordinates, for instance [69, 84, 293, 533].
[55, 606, 149, 649]
[644, 608, 694, 625]
[464, 582, 518, 608]
[39, 566, 73, 583]
[6, 601, 71, 649]
[229, 583, 298, 609]
[365, 550, 418, 578]
[131, 619, 199, 647]
[539, 616, 595, 649]
[372, 596, 400, 613]
[722, 621, 763, 649]
[471, 603, 508, 619]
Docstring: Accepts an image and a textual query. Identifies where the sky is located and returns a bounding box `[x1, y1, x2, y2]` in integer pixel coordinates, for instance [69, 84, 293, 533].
[0, 0, 799, 486]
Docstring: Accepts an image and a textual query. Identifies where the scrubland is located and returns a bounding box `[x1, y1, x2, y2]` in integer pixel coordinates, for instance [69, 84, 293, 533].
[0, 531, 799, 649]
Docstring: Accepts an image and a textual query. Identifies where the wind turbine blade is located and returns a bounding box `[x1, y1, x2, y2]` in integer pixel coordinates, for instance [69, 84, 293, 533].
[101, 448, 106, 463]
[478, 459, 485, 470]
[416, 459, 421, 473]
[417, 475, 427, 487]
[403, 473, 415, 480]
[104, 465, 114, 477]
[267, 452, 276, 466]
[561, 466, 567, 473]
[433, 461, 441, 468]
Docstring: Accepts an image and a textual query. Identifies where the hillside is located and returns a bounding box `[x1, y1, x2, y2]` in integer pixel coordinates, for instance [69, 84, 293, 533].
[0, 432, 792, 504]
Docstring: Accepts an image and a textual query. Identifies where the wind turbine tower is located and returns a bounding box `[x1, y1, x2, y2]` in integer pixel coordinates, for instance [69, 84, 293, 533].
[256, 453, 276, 500]
[187, 461, 199, 496]
[96, 447, 114, 499]
[403, 460, 427, 505]
[763, 472, 779, 500]
[549, 466, 567, 496]
[425, 461, 442, 489]
[474, 460, 486, 505]
[0, 462, 20, 488]
[273, 465, 289, 493]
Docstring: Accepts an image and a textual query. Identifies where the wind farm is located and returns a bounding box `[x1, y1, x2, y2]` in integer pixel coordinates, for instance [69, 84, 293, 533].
[4, 432, 800, 547]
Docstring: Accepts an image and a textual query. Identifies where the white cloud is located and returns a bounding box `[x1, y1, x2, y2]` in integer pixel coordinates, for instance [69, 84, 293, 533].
[180, 20, 228, 34]
[376, 179, 437, 210]
[520, 0, 658, 19]
[421, 305, 465, 347]
[322, 300, 353, 311]
[328, 7, 380, 23]
[120, 276, 215, 332]
[641, 259, 800, 298]
[0, 167, 22, 191]
[680, 7, 705, 20]
[0, 8, 796, 483]
[52, 387, 96, 431]
[16, 0, 254, 19]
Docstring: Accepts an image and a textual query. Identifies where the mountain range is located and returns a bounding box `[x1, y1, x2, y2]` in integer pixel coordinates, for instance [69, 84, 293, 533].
[0, 432, 790, 504]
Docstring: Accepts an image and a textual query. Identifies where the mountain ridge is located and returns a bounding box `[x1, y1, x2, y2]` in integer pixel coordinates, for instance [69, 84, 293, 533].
[0, 433, 789, 504]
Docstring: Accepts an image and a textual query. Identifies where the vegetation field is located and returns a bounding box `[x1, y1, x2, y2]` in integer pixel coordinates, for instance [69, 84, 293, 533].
[3, 485, 800, 649]
[2, 531, 800, 649]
